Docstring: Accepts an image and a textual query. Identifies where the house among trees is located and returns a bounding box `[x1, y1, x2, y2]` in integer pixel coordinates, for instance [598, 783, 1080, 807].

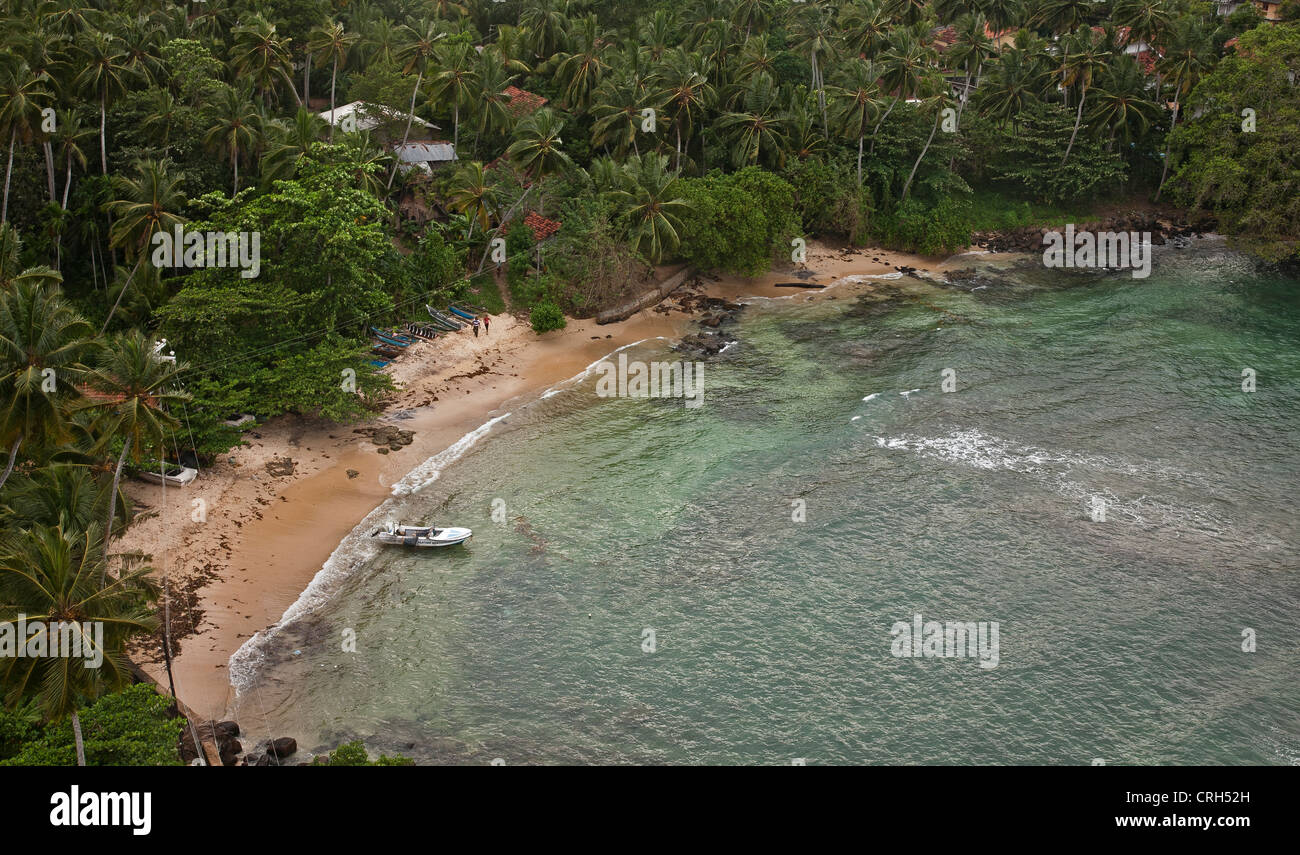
[317, 101, 438, 135]
[393, 141, 458, 175]
[1216, 0, 1285, 21]
[502, 86, 548, 119]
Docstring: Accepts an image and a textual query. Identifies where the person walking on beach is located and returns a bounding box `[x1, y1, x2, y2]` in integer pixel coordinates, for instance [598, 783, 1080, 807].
[482, 315, 490, 335]
[472, 316, 480, 337]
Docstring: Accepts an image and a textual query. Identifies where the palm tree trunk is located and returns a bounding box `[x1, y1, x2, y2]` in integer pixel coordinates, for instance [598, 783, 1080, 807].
[387, 68, 424, 191]
[303, 52, 311, 104]
[857, 135, 864, 186]
[453, 101, 460, 151]
[71, 709, 87, 766]
[232, 150, 239, 194]
[870, 96, 899, 154]
[62, 155, 72, 209]
[675, 124, 682, 171]
[103, 433, 132, 569]
[100, 256, 143, 334]
[1154, 100, 1179, 202]
[0, 434, 22, 492]
[902, 109, 942, 203]
[1062, 87, 1087, 166]
[43, 140, 56, 202]
[99, 92, 108, 174]
[2, 128, 13, 224]
[328, 56, 338, 143]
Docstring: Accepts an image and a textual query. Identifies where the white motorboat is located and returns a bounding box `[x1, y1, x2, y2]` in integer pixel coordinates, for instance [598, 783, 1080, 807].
[136, 462, 198, 487]
[372, 522, 472, 548]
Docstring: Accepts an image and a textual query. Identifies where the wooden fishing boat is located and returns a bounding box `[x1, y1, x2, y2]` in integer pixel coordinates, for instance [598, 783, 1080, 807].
[447, 304, 477, 321]
[426, 306, 463, 329]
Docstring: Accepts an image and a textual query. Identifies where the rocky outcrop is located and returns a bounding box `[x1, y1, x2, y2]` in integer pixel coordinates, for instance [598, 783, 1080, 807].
[353, 425, 415, 453]
[973, 210, 1213, 254]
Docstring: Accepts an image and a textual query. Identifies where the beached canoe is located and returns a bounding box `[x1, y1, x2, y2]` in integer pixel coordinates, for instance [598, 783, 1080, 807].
[403, 324, 438, 341]
[426, 306, 463, 329]
[371, 522, 472, 548]
[447, 305, 477, 321]
[370, 327, 412, 346]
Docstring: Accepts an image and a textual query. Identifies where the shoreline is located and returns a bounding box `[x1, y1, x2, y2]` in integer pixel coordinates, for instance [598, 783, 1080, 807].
[121, 240, 959, 720]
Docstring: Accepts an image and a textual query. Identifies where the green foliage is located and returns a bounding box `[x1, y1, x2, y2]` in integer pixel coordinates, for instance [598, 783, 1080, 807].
[1169, 22, 1300, 261]
[675, 170, 800, 275]
[321, 739, 415, 766]
[782, 157, 873, 242]
[0, 684, 184, 766]
[530, 299, 566, 333]
[873, 197, 973, 256]
[978, 102, 1127, 202]
[964, 190, 1102, 232]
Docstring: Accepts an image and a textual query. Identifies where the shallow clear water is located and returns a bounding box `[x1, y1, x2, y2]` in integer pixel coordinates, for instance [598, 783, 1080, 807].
[232, 243, 1300, 765]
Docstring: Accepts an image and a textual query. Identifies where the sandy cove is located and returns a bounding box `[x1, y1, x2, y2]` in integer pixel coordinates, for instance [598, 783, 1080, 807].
[120, 241, 966, 720]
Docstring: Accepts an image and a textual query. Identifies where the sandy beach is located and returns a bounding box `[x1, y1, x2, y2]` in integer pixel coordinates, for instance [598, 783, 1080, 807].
[121, 240, 961, 719]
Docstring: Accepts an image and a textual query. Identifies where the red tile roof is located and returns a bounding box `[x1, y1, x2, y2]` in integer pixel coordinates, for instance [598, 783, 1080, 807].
[503, 86, 547, 118]
[523, 212, 561, 241]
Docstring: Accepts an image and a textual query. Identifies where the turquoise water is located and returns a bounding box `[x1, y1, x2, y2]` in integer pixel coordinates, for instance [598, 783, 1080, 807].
[231, 243, 1299, 764]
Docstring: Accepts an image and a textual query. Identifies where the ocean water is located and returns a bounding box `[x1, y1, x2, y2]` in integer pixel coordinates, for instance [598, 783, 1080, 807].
[229, 242, 1300, 765]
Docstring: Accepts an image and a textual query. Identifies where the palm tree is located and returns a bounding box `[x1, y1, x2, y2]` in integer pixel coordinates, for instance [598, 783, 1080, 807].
[52, 109, 90, 213]
[639, 9, 677, 61]
[101, 158, 186, 332]
[872, 31, 932, 153]
[506, 108, 573, 185]
[592, 72, 656, 159]
[0, 61, 53, 223]
[608, 152, 691, 264]
[204, 85, 261, 194]
[0, 522, 158, 765]
[833, 58, 885, 185]
[447, 160, 499, 239]
[431, 41, 478, 151]
[232, 15, 300, 109]
[717, 73, 788, 169]
[262, 108, 326, 184]
[652, 48, 715, 171]
[0, 263, 93, 493]
[1154, 21, 1211, 201]
[842, 0, 892, 60]
[79, 331, 189, 559]
[1112, 0, 1172, 49]
[1029, 0, 1096, 34]
[520, 0, 569, 60]
[946, 14, 997, 131]
[114, 14, 166, 88]
[790, 1, 837, 132]
[1089, 56, 1159, 151]
[473, 60, 517, 158]
[552, 15, 612, 112]
[1055, 27, 1107, 166]
[731, 0, 771, 39]
[901, 77, 956, 202]
[975, 43, 1045, 128]
[390, 18, 445, 183]
[309, 21, 358, 143]
[73, 30, 134, 174]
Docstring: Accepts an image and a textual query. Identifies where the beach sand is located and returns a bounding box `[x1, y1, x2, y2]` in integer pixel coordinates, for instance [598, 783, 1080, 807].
[121, 240, 963, 719]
